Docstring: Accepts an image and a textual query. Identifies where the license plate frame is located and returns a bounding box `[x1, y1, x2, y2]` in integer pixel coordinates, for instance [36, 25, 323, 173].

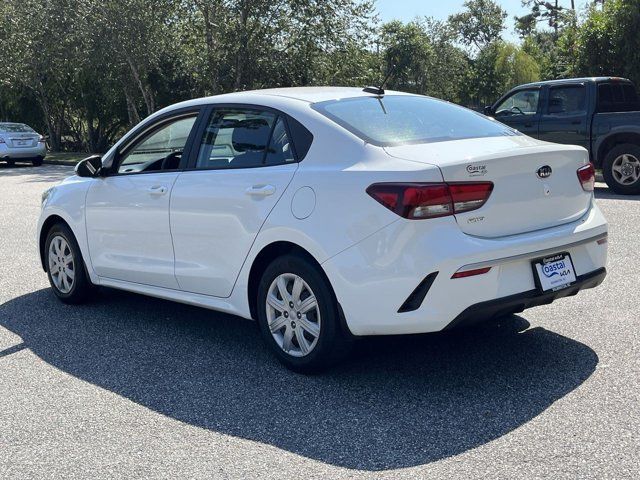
[531, 252, 577, 293]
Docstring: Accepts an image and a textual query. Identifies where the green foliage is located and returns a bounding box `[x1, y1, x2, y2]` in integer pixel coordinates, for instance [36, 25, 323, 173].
[569, 0, 640, 84]
[0, 0, 635, 152]
[448, 0, 508, 52]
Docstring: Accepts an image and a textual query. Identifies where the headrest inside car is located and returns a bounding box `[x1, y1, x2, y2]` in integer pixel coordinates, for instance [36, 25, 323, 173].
[231, 118, 271, 152]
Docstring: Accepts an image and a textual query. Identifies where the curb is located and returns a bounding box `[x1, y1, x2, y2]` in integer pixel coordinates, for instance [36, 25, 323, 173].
[44, 160, 80, 167]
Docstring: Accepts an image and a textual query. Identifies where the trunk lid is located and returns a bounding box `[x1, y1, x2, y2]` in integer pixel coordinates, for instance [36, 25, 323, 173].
[6, 133, 39, 148]
[385, 136, 592, 238]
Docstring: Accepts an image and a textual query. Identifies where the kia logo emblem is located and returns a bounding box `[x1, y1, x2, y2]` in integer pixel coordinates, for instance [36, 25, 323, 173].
[537, 165, 552, 179]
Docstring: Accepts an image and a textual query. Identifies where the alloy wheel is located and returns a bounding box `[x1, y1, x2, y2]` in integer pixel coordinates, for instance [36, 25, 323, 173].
[612, 154, 640, 185]
[265, 273, 321, 357]
[48, 235, 75, 294]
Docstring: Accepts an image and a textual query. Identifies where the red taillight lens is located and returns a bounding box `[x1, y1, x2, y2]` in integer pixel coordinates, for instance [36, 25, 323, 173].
[366, 183, 452, 219]
[448, 182, 494, 213]
[366, 182, 493, 220]
[577, 163, 595, 192]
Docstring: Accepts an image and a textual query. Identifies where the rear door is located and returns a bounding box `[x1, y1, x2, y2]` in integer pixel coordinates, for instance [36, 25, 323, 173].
[538, 83, 590, 149]
[170, 105, 299, 297]
[493, 87, 541, 138]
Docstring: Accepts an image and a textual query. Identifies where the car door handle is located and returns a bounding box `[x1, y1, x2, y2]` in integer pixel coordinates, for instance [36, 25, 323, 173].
[147, 185, 168, 196]
[571, 120, 581, 125]
[246, 185, 276, 197]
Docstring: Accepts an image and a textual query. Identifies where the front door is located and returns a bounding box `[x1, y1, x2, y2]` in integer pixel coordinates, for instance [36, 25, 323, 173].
[493, 87, 541, 138]
[85, 113, 199, 288]
[170, 106, 299, 297]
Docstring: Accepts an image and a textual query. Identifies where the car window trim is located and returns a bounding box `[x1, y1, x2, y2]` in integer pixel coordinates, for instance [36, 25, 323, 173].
[184, 103, 301, 172]
[106, 107, 206, 177]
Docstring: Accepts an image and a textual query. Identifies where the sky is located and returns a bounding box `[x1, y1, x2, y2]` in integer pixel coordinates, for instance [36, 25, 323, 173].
[374, 0, 591, 43]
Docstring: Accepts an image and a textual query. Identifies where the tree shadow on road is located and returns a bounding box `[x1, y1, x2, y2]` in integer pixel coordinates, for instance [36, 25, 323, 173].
[0, 288, 598, 471]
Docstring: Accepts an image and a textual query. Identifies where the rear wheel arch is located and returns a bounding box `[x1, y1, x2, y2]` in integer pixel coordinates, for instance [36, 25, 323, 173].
[247, 242, 326, 321]
[597, 132, 640, 167]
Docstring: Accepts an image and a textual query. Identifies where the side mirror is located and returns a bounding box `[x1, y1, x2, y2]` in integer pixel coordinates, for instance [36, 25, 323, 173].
[75, 155, 103, 177]
[484, 105, 494, 116]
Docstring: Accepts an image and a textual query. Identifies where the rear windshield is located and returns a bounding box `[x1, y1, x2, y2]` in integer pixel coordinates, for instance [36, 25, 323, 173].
[311, 95, 519, 146]
[0, 123, 35, 133]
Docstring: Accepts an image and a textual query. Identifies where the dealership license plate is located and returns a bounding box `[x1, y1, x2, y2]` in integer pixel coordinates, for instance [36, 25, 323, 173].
[532, 253, 577, 292]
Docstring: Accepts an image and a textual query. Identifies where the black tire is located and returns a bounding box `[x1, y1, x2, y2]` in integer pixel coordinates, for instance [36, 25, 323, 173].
[6, 158, 15, 167]
[602, 143, 640, 195]
[44, 223, 93, 304]
[256, 254, 351, 373]
[32, 156, 44, 166]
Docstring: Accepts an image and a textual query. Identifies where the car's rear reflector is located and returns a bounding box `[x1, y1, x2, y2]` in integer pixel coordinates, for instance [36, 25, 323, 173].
[577, 163, 595, 192]
[366, 182, 493, 220]
[451, 267, 492, 279]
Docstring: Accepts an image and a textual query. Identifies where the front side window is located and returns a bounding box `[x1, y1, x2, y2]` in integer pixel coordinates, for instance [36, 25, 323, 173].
[547, 85, 587, 115]
[312, 95, 518, 147]
[495, 89, 540, 117]
[117, 115, 197, 174]
[196, 108, 295, 169]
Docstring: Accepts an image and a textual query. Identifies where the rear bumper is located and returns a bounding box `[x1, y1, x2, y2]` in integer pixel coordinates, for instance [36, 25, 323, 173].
[444, 267, 606, 330]
[0, 144, 47, 159]
[322, 199, 608, 336]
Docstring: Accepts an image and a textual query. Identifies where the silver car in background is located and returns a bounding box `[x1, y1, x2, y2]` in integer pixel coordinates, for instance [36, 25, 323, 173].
[0, 123, 47, 166]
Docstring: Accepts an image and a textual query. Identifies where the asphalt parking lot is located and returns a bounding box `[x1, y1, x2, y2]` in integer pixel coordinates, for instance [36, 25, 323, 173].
[0, 164, 638, 479]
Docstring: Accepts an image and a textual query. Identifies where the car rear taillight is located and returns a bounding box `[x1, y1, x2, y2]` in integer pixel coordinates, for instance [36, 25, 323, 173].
[577, 163, 595, 192]
[366, 182, 493, 220]
[0, 137, 5, 144]
[38, 135, 45, 143]
[449, 182, 494, 213]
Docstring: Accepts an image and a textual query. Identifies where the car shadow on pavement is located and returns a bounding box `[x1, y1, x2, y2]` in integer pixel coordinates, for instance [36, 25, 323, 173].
[0, 288, 598, 471]
[594, 185, 640, 200]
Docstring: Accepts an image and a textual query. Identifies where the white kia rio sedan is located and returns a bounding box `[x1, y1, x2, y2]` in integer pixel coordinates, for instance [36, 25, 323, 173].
[38, 87, 608, 372]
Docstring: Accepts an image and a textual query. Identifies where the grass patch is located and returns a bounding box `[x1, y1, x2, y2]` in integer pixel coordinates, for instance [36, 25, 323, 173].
[45, 152, 94, 165]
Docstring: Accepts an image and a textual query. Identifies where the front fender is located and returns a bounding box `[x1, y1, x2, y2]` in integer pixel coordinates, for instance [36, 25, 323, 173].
[37, 177, 98, 283]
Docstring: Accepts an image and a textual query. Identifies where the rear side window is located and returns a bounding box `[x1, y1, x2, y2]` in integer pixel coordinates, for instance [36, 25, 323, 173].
[547, 85, 587, 115]
[195, 108, 297, 169]
[597, 83, 640, 112]
[312, 95, 518, 147]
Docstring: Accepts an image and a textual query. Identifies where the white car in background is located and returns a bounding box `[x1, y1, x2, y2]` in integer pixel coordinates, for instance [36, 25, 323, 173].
[0, 122, 47, 166]
[37, 87, 608, 372]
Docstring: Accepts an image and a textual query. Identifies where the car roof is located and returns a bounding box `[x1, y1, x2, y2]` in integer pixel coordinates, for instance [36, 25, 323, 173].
[516, 77, 633, 89]
[162, 87, 416, 112]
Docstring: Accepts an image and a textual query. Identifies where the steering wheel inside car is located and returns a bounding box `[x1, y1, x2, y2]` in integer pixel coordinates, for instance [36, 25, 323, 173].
[160, 151, 182, 171]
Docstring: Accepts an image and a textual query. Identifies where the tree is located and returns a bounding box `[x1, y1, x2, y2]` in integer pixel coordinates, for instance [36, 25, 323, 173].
[516, 1, 577, 39]
[448, 0, 508, 53]
[567, 0, 640, 83]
